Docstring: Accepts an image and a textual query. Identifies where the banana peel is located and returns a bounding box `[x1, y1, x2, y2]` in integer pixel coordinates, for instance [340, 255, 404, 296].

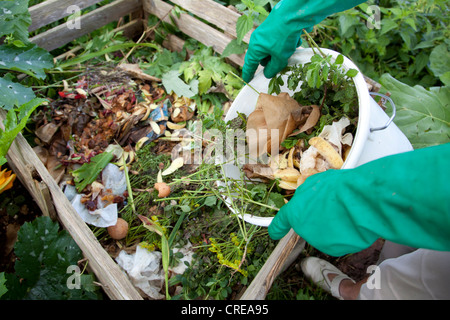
[309, 136, 344, 169]
[274, 168, 301, 183]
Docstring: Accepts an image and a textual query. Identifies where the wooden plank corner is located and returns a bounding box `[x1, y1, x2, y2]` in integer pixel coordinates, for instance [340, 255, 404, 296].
[0, 109, 142, 300]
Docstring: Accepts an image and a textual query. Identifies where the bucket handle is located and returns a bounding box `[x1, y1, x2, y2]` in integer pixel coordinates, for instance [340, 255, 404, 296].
[369, 92, 396, 132]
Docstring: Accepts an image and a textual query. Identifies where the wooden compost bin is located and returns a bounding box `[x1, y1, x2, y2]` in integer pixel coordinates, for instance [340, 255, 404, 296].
[2, 0, 309, 300]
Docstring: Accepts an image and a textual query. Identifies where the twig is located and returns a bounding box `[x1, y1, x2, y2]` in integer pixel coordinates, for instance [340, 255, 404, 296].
[230, 71, 260, 95]
[302, 29, 327, 58]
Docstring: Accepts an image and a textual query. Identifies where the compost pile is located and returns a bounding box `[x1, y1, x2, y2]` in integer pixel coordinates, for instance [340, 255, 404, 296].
[32, 63, 195, 220]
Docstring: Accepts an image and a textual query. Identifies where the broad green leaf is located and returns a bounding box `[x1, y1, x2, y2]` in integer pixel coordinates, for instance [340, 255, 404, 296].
[162, 69, 196, 98]
[379, 18, 398, 35]
[72, 152, 114, 192]
[0, 75, 36, 110]
[429, 43, 450, 86]
[198, 68, 213, 95]
[3, 216, 99, 300]
[0, 0, 31, 43]
[338, 14, 358, 37]
[236, 14, 253, 43]
[379, 73, 450, 149]
[0, 44, 54, 79]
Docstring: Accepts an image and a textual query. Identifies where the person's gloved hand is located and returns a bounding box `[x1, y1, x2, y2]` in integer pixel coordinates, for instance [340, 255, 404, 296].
[242, 0, 365, 83]
[268, 143, 450, 257]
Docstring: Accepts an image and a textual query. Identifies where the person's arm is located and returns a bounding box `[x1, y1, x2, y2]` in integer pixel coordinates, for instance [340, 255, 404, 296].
[268, 143, 450, 257]
[242, 0, 365, 83]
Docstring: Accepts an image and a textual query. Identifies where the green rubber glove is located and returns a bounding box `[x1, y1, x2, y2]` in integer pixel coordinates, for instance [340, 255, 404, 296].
[268, 143, 450, 257]
[242, 0, 365, 83]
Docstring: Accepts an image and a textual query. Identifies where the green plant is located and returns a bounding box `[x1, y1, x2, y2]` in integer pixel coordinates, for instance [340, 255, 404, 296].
[379, 74, 450, 149]
[1, 216, 100, 300]
[0, 0, 53, 165]
[268, 34, 359, 148]
[316, 0, 450, 87]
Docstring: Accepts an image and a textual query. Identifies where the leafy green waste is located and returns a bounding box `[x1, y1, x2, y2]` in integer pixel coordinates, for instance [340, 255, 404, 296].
[72, 152, 114, 192]
[380, 74, 450, 149]
[1, 216, 99, 300]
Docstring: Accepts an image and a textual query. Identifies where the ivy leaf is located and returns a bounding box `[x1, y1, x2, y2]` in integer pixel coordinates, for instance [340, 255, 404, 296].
[0, 44, 54, 79]
[162, 69, 196, 98]
[379, 73, 450, 149]
[0, 74, 36, 110]
[72, 152, 114, 192]
[0, 0, 31, 43]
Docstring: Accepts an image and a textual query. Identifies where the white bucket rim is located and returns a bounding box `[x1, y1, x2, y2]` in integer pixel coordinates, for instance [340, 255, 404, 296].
[220, 48, 371, 227]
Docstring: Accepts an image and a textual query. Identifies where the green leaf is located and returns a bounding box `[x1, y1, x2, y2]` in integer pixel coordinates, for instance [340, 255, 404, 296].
[0, 0, 31, 43]
[3, 216, 99, 300]
[346, 69, 358, 77]
[162, 69, 196, 98]
[429, 43, 450, 85]
[0, 44, 54, 79]
[379, 18, 398, 36]
[0, 75, 36, 110]
[338, 14, 358, 37]
[236, 14, 253, 43]
[379, 73, 450, 149]
[204, 196, 217, 207]
[221, 39, 247, 58]
[72, 152, 114, 192]
[335, 54, 344, 65]
[198, 68, 213, 95]
[0, 272, 7, 298]
[0, 98, 46, 161]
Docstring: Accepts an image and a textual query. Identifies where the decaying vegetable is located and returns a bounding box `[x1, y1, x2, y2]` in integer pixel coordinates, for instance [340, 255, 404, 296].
[154, 182, 171, 198]
[107, 217, 129, 240]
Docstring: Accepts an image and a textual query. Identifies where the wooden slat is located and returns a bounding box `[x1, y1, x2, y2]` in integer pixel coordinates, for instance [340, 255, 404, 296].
[53, 19, 145, 62]
[0, 110, 143, 300]
[30, 0, 142, 51]
[29, 0, 105, 32]
[143, 0, 245, 66]
[240, 230, 305, 300]
[169, 0, 253, 43]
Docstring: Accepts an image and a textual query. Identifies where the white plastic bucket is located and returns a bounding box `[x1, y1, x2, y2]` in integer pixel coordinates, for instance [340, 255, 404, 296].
[220, 48, 413, 227]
